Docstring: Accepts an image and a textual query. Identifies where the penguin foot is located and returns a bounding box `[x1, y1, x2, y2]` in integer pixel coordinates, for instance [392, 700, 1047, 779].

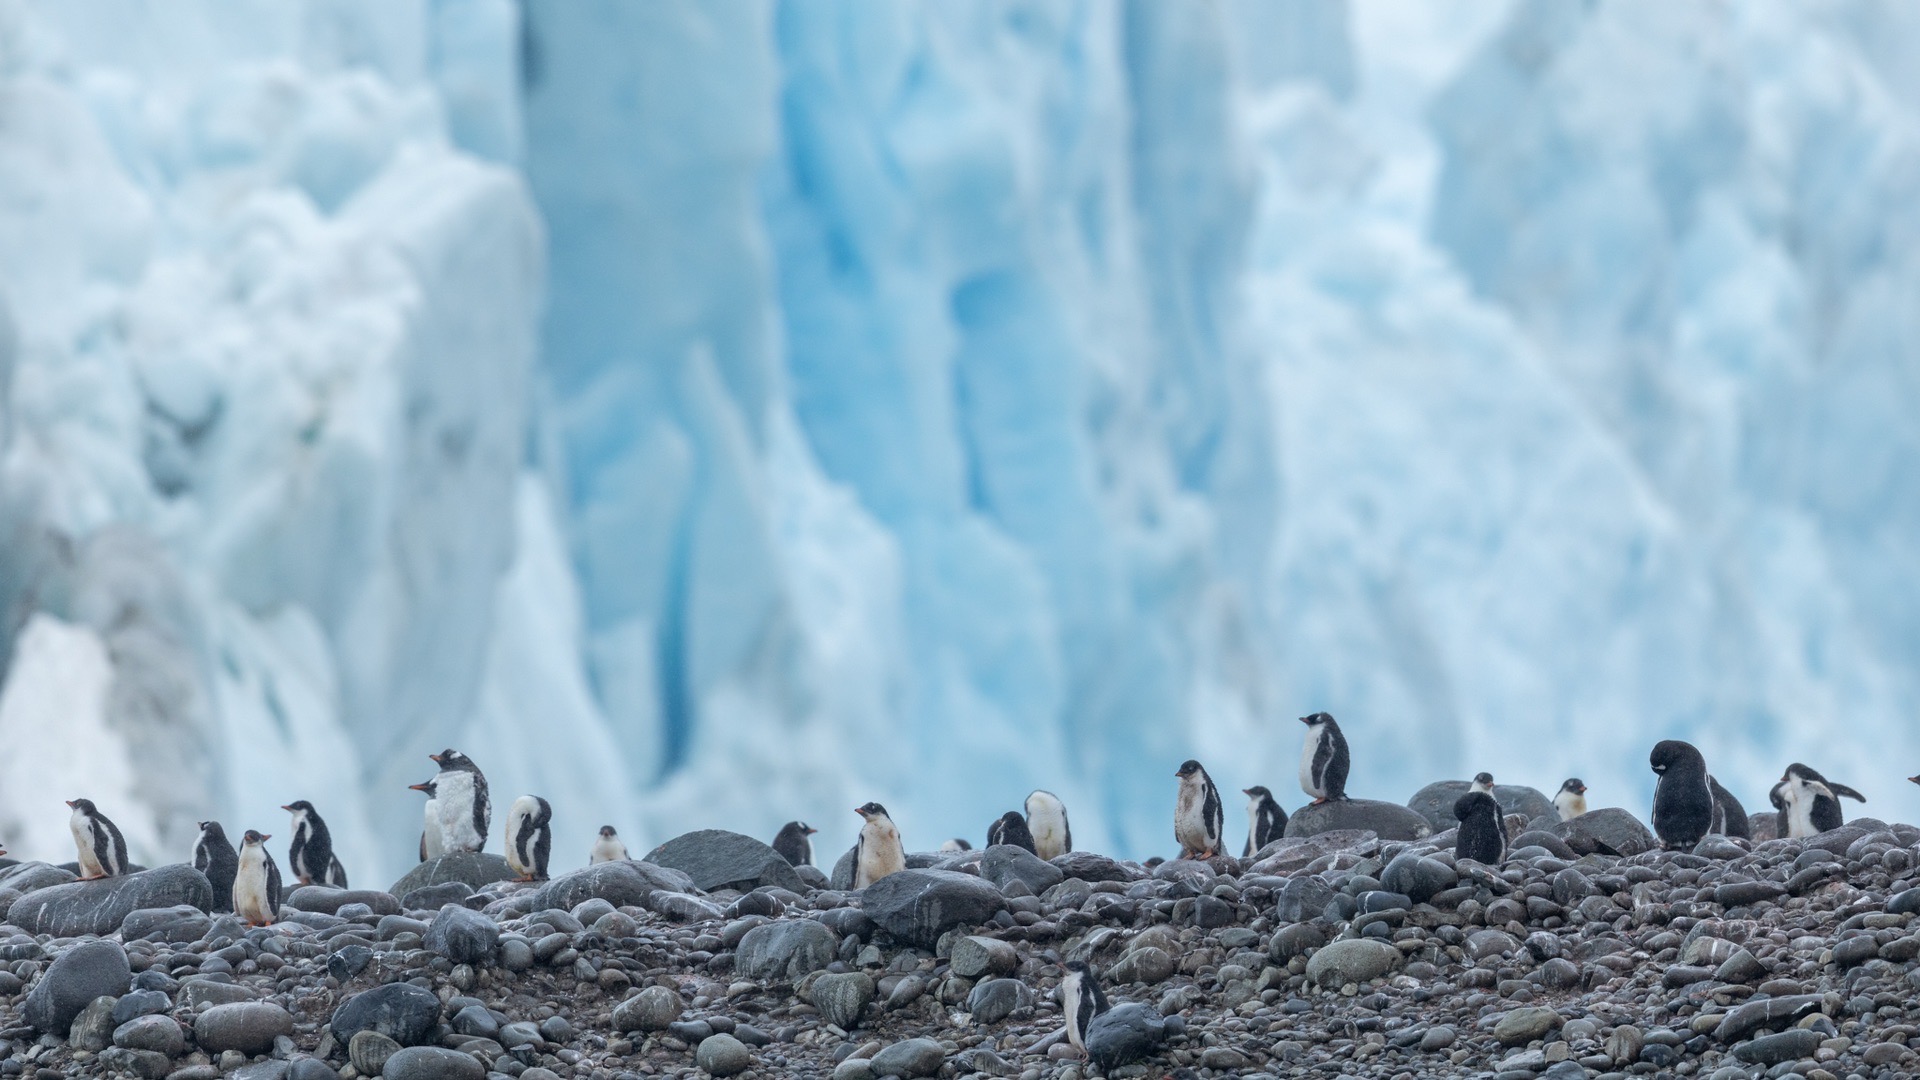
[1310, 797, 1331, 806]
[512, 875, 536, 882]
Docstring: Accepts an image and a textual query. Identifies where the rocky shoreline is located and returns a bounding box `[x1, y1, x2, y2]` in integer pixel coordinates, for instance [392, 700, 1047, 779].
[0, 809, 1915, 1080]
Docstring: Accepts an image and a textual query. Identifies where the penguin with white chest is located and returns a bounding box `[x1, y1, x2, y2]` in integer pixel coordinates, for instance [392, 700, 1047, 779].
[1553, 779, 1588, 821]
[1173, 760, 1225, 860]
[67, 799, 130, 879]
[1241, 786, 1287, 858]
[427, 749, 490, 853]
[772, 821, 817, 867]
[1024, 790, 1072, 861]
[1059, 958, 1109, 1053]
[852, 802, 905, 889]
[281, 801, 347, 887]
[1774, 763, 1864, 837]
[194, 821, 239, 912]
[1297, 712, 1351, 805]
[1650, 740, 1717, 849]
[408, 779, 444, 862]
[504, 795, 552, 881]
[987, 811, 1037, 853]
[590, 826, 627, 863]
[1454, 792, 1506, 864]
[233, 829, 281, 927]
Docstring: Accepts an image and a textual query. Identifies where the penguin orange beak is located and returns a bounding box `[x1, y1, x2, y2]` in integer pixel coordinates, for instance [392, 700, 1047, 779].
[854, 806, 868, 817]
[279, 804, 294, 812]
[64, 800, 77, 808]
[408, 782, 431, 792]
[260, 834, 271, 841]
[805, 826, 818, 835]
[429, 752, 443, 764]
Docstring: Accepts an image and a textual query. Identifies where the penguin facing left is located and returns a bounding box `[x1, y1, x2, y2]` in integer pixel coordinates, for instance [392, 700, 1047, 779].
[1059, 958, 1110, 1053]
[504, 796, 553, 882]
[1024, 790, 1072, 861]
[194, 821, 239, 913]
[1778, 763, 1864, 836]
[1297, 713, 1351, 805]
[1454, 792, 1506, 864]
[852, 803, 905, 889]
[1173, 760, 1224, 860]
[1779, 771, 1835, 838]
[1553, 779, 1588, 821]
[233, 829, 281, 927]
[1241, 786, 1286, 858]
[1649, 740, 1716, 849]
[428, 749, 490, 853]
[987, 811, 1037, 854]
[590, 826, 627, 864]
[282, 801, 343, 887]
[772, 821, 817, 867]
[409, 779, 443, 862]
[66, 799, 130, 879]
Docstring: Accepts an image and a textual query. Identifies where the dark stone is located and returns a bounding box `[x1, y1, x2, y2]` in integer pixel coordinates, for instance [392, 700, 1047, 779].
[327, 945, 373, 983]
[868, 1037, 946, 1078]
[829, 846, 857, 891]
[1550, 807, 1656, 856]
[1379, 853, 1456, 904]
[1285, 799, 1431, 842]
[1714, 881, 1787, 908]
[382, 1046, 485, 1080]
[979, 845, 1063, 894]
[387, 853, 514, 897]
[1408, 782, 1557, 832]
[400, 882, 472, 911]
[119, 905, 211, 943]
[1274, 876, 1336, 923]
[1049, 851, 1145, 883]
[8, 865, 212, 937]
[1714, 994, 1825, 1042]
[809, 971, 874, 1028]
[194, 1002, 294, 1055]
[111, 990, 170, 1026]
[1888, 889, 1920, 916]
[329, 982, 442, 1047]
[112, 1014, 185, 1056]
[0, 861, 78, 894]
[966, 978, 1032, 1024]
[1507, 830, 1578, 859]
[858, 870, 1005, 948]
[1085, 1002, 1183, 1072]
[23, 939, 130, 1033]
[1731, 1029, 1821, 1065]
[736, 920, 839, 982]
[285, 887, 402, 916]
[526, 860, 696, 912]
[422, 905, 498, 965]
[643, 830, 804, 893]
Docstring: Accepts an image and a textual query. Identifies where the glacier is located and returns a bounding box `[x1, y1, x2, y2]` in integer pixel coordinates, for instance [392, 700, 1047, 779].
[0, 0, 1917, 885]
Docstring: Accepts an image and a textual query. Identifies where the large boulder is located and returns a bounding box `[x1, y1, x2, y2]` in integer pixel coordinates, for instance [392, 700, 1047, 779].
[858, 870, 1005, 948]
[194, 1003, 294, 1055]
[423, 905, 499, 965]
[979, 845, 1063, 894]
[8, 865, 213, 937]
[329, 983, 441, 1046]
[643, 831, 804, 893]
[1305, 938, 1402, 986]
[829, 847, 857, 890]
[120, 905, 212, 943]
[0, 862, 78, 894]
[1284, 800, 1431, 842]
[1049, 852, 1145, 883]
[527, 861, 695, 912]
[284, 887, 402, 916]
[388, 853, 514, 897]
[736, 920, 839, 982]
[24, 940, 131, 1033]
[1550, 808, 1655, 857]
[1408, 782, 1557, 833]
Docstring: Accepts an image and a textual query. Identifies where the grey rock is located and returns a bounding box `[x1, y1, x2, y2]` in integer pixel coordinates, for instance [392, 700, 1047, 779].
[69, 995, 119, 1052]
[1106, 945, 1176, 985]
[97, 1047, 171, 1079]
[527, 860, 697, 911]
[111, 989, 170, 1025]
[1714, 880, 1786, 908]
[858, 869, 1005, 948]
[1714, 994, 1825, 1042]
[24, 938, 130, 1033]
[1890, 889, 1920, 916]
[1408, 781, 1556, 832]
[694, 1032, 752, 1077]
[1305, 938, 1400, 986]
[949, 935, 1018, 979]
[1379, 853, 1456, 903]
[648, 890, 724, 920]
[979, 845, 1063, 894]
[382, 1045, 485, 1080]
[113, 1014, 185, 1056]
[737, 919, 840, 982]
[644, 830, 803, 893]
[1268, 922, 1327, 961]
[966, 978, 1032, 1024]
[1731, 1028, 1821, 1065]
[329, 982, 441, 1046]
[610, 985, 682, 1032]
[869, 1037, 946, 1078]
[348, 1030, 402, 1075]
[387, 852, 514, 897]
[283, 887, 401, 916]
[423, 904, 498, 965]
[194, 1002, 294, 1055]
[1493, 1007, 1562, 1046]
[285, 1061, 336, 1080]
[1286, 799, 1431, 841]
[0, 861, 78, 893]
[1274, 876, 1336, 922]
[1507, 830, 1578, 859]
[181, 977, 260, 1006]
[327, 944, 373, 983]
[810, 971, 875, 1029]
[829, 846, 858, 890]
[1049, 851, 1145, 883]
[227, 1064, 289, 1080]
[1084, 1003, 1182, 1072]
[1549, 807, 1655, 856]
[120, 905, 212, 943]
[8, 864, 213, 937]
[400, 882, 473, 911]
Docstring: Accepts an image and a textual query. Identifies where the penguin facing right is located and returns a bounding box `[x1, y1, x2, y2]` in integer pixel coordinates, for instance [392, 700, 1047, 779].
[504, 795, 552, 881]
[408, 779, 444, 862]
[1454, 792, 1506, 864]
[1297, 712, 1351, 804]
[193, 821, 239, 913]
[1173, 760, 1224, 860]
[1024, 790, 1072, 861]
[281, 801, 340, 887]
[233, 829, 281, 927]
[1553, 778, 1588, 821]
[987, 811, 1037, 854]
[1649, 740, 1716, 849]
[1470, 771, 1495, 795]
[1241, 786, 1286, 858]
[590, 825, 627, 864]
[772, 821, 817, 867]
[66, 799, 130, 879]
[428, 749, 490, 853]
[1059, 958, 1109, 1053]
[852, 802, 905, 889]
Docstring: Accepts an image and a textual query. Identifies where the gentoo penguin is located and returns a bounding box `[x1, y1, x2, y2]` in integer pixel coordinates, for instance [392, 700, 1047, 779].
[1775, 763, 1864, 837]
[590, 825, 627, 864]
[1024, 790, 1072, 861]
[1173, 760, 1225, 860]
[1297, 712, 1351, 804]
[504, 795, 552, 881]
[1553, 778, 1588, 821]
[987, 811, 1037, 853]
[1649, 740, 1717, 849]
[1241, 786, 1286, 858]
[852, 802, 905, 889]
[193, 821, 239, 913]
[428, 749, 490, 853]
[1454, 792, 1506, 864]
[939, 838, 973, 852]
[772, 821, 817, 867]
[1910, 775, 1920, 787]
[1708, 776, 1751, 839]
[1059, 958, 1109, 1053]
[281, 801, 344, 887]
[1470, 771, 1495, 795]
[232, 829, 281, 927]
[408, 779, 444, 862]
[66, 799, 130, 879]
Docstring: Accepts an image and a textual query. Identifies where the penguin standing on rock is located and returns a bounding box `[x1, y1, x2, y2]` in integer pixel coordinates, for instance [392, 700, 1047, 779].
[590, 826, 627, 864]
[282, 801, 346, 887]
[852, 803, 905, 889]
[1059, 959, 1109, 1053]
[408, 779, 443, 862]
[194, 821, 239, 913]
[1173, 760, 1224, 860]
[772, 822, 817, 867]
[1553, 779, 1588, 821]
[1454, 792, 1506, 864]
[1650, 740, 1717, 849]
[427, 749, 490, 853]
[1774, 764, 1864, 837]
[1025, 790, 1072, 861]
[232, 830, 281, 927]
[66, 799, 129, 879]
[1297, 713, 1350, 805]
[987, 811, 1037, 854]
[1241, 787, 1286, 858]
[504, 796, 552, 882]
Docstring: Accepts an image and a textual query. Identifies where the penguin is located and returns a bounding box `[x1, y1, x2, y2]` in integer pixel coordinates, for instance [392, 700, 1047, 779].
[66, 799, 130, 879]
[1708, 776, 1751, 839]
[1059, 958, 1109, 1053]
[326, 854, 348, 886]
[1470, 771, 1495, 795]
[427, 749, 490, 853]
[408, 779, 444, 862]
[1241, 786, 1287, 858]
[1553, 778, 1587, 821]
[1454, 792, 1506, 864]
[1024, 790, 1072, 861]
[852, 802, 905, 889]
[193, 821, 239, 913]
[1173, 760, 1225, 860]
[281, 801, 342, 887]
[772, 821, 817, 867]
[504, 795, 552, 882]
[987, 811, 1037, 854]
[1649, 740, 1717, 849]
[233, 829, 281, 928]
[590, 825, 627, 864]
[1910, 775, 1920, 787]
[939, 838, 973, 853]
[1775, 763, 1864, 837]
[1297, 712, 1351, 804]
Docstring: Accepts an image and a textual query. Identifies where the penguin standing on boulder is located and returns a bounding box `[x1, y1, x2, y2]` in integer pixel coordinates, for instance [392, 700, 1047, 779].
[1650, 740, 1717, 849]
[1241, 786, 1286, 858]
[233, 829, 281, 927]
[409, 779, 443, 862]
[504, 796, 552, 882]
[193, 821, 239, 912]
[772, 821, 817, 867]
[1774, 764, 1864, 837]
[1454, 792, 1506, 864]
[1553, 779, 1587, 821]
[853, 802, 905, 889]
[1025, 790, 1072, 861]
[282, 801, 346, 887]
[427, 749, 490, 853]
[1297, 713, 1351, 805]
[1059, 959, 1109, 1053]
[987, 811, 1037, 854]
[590, 825, 627, 864]
[66, 799, 129, 879]
[1173, 760, 1224, 860]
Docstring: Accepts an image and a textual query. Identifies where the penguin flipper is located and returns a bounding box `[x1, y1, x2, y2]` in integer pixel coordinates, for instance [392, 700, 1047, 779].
[1828, 782, 1867, 802]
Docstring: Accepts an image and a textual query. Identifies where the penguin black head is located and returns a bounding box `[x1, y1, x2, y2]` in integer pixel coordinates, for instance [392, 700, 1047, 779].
[854, 802, 890, 820]
[1473, 771, 1495, 786]
[1063, 958, 1094, 978]
[1910, 776, 1920, 786]
[408, 780, 438, 797]
[429, 749, 476, 770]
[281, 800, 316, 815]
[1175, 760, 1205, 779]
[198, 820, 228, 839]
[598, 825, 619, 838]
[241, 830, 271, 845]
[1299, 712, 1336, 727]
[1558, 778, 1586, 795]
[1243, 785, 1271, 799]
[66, 799, 97, 814]
[798, 822, 817, 836]
[1649, 740, 1703, 775]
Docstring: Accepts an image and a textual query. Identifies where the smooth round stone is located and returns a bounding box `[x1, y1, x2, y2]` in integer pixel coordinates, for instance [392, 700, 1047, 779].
[695, 1033, 752, 1076]
[112, 1015, 185, 1056]
[382, 1045, 485, 1080]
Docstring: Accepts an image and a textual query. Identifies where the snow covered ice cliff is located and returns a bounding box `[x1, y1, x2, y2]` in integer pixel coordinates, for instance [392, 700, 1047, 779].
[0, 0, 1917, 884]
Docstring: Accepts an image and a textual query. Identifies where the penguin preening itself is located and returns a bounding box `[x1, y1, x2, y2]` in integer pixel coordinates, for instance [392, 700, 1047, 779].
[1241, 786, 1286, 858]
[1650, 740, 1718, 849]
[408, 779, 443, 862]
[1774, 763, 1864, 838]
[282, 801, 347, 887]
[987, 811, 1037, 854]
[66, 799, 130, 879]
[504, 796, 552, 882]
[1470, 771, 1495, 795]
[1554, 778, 1588, 821]
[939, 838, 973, 853]
[1454, 792, 1506, 864]
[1173, 760, 1225, 860]
[852, 802, 905, 889]
[590, 826, 627, 864]
[233, 829, 281, 927]
[772, 821, 817, 867]
[1059, 958, 1109, 1053]
[194, 821, 239, 913]
[1025, 790, 1072, 861]
[428, 749, 490, 853]
[1297, 712, 1351, 804]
